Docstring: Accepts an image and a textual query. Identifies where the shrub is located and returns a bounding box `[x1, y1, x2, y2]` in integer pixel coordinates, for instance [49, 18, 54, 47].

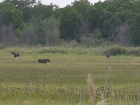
[106, 45, 127, 55]
[126, 47, 140, 56]
[38, 48, 68, 54]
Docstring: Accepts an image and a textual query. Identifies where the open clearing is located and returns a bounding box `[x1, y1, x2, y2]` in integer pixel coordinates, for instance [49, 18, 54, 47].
[0, 51, 140, 105]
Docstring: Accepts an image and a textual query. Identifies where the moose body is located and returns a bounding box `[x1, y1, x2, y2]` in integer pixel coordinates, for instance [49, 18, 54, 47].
[11, 52, 20, 58]
[38, 59, 51, 63]
[106, 52, 110, 58]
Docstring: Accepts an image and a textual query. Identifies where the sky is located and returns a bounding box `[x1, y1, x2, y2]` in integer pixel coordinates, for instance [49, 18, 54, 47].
[41, 0, 105, 8]
[0, 0, 105, 8]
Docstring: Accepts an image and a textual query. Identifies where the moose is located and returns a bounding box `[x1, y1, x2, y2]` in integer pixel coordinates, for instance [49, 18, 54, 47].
[11, 52, 20, 58]
[106, 52, 110, 58]
[38, 59, 51, 64]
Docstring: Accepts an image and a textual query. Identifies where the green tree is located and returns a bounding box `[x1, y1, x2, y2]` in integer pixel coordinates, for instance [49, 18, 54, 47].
[132, 1, 140, 13]
[24, 4, 55, 22]
[129, 14, 140, 46]
[22, 24, 38, 45]
[0, 2, 24, 30]
[42, 15, 60, 45]
[59, 6, 81, 40]
[71, 0, 91, 19]
[0, 25, 18, 47]
[5, 0, 36, 10]
[86, 6, 99, 32]
[36, 22, 46, 45]
[103, 13, 121, 39]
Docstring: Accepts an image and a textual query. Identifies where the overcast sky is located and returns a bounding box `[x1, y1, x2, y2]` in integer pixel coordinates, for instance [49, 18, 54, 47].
[0, 0, 105, 8]
[41, 0, 105, 8]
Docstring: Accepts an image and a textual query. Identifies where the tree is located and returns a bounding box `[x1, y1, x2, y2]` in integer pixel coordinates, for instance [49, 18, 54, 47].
[129, 14, 140, 46]
[75, 20, 90, 42]
[0, 12, 5, 26]
[86, 7, 99, 34]
[24, 4, 55, 22]
[36, 22, 46, 45]
[22, 24, 38, 45]
[71, 0, 91, 19]
[0, 25, 18, 47]
[0, 2, 24, 29]
[101, 9, 116, 38]
[5, 0, 36, 10]
[59, 6, 81, 40]
[132, 0, 140, 13]
[112, 22, 130, 47]
[42, 15, 60, 45]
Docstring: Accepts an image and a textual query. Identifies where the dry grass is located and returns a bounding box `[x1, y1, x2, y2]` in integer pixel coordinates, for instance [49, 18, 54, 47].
[24, 101, 32, 105]
[87, 74, 107, 105]
[96, 100, 107, 105]
[25, 74, 107, 105]
[87, 74, 96, 105]
[0, 48, 140, 105]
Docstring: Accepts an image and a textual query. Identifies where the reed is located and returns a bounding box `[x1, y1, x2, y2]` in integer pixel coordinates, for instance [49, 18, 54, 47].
[24, 101, 32, 105]
[87, 74, 96, 105]
[0, 48, 140, 105]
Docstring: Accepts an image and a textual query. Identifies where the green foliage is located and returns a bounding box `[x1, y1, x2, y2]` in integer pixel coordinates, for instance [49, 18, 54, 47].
[1, 0, 140, 46]
[25, 4, 54, 22]
[126, 47, 140, 56]
[81, 35, 107, 47]
[81, 35, 94, 46]
[107, 45, 127, 55]
[38, 48, 69, 54]
[37, 23, 46, 45]
[129, 14, 140, 46]
[5, 0, 36, 10]
[59, 6, 81, 40]
[86, 6, 99, 30]
[71, 0, 91, 19]
[80, 28, 106, 47]
[22, 24, 38, 45]
[42, 15, 60, 45]
[93, 28, 102, 39]
[132, 0, 140, 13]
[0, 2, 24, 29]
[14, 28, 23, 43]
[0, 25, 19, 47]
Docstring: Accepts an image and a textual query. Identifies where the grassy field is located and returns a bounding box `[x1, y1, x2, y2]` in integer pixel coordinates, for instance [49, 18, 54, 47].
[0, 47, 140, 105]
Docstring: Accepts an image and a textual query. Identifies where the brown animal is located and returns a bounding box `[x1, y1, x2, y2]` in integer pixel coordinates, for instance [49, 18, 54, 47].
[11, 52, 20, 58]
[106, 52, 110, 58]
[38, 59, 51, 63]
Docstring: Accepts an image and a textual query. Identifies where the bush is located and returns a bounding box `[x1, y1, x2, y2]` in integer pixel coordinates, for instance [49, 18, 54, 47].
[38, 48, 68, 54]
[126, 47, 140, 56]
[106, 45, 127, 55]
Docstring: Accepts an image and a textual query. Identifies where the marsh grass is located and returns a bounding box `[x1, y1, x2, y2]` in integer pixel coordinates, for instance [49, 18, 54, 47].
[87, 74, 96, 105]
[0, 47, 140, 104]
[0, 46, 100, 55]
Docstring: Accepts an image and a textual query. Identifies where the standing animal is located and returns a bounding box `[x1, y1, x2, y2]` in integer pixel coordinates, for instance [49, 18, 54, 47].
[38, 59, 51, 63]
[11, 52, 20, 58]
[106, 52, 110, 58]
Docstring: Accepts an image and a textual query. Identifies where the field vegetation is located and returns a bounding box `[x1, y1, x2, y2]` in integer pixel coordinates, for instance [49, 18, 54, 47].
[0, 46, 140, 105]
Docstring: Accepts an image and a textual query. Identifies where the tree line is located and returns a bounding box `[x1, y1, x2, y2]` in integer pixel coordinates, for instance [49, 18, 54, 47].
[0, 0, 140, 47]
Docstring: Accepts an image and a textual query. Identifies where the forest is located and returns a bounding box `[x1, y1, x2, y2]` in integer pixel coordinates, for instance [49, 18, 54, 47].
[0, 0, 140, 47]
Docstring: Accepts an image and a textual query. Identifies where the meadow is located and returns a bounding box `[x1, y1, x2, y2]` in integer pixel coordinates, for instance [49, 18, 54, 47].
[0, 47, 140, 105]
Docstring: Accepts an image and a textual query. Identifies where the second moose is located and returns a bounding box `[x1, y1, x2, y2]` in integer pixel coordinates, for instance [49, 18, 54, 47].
[38, 59, 51, 64]
[11, 52, 20, 58]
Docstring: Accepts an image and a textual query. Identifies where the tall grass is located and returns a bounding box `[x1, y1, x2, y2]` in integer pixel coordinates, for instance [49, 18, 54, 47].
[87, 74, 96, 105]
[0, 46, 100, 55]
[1, 45, 140, 56]
[24, 74, 107, 105]
[0, 47, 140, 105]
